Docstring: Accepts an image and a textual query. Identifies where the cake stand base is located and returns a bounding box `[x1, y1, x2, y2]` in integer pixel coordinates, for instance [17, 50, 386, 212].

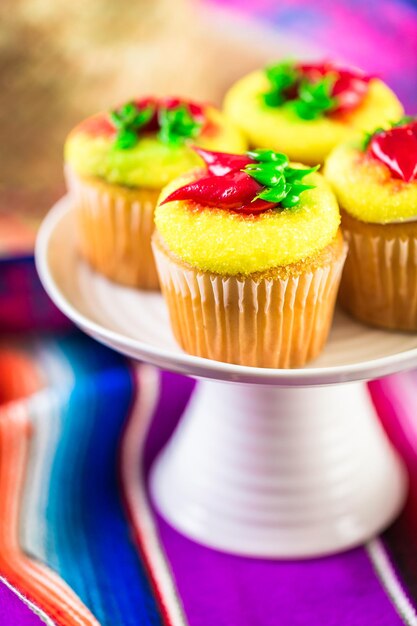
[150, 380, 407, 558]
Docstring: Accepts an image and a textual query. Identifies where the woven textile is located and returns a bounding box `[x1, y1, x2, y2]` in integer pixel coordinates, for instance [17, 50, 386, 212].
[0, 334, 416, 625]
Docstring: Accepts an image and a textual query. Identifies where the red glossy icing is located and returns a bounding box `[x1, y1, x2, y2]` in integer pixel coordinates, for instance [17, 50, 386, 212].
[76, 114, 115, 137]
[162, 149, 276, 214]
[193, 147, 253, 176]
[297, 62, 371, 114]
[368, 121, 417, 183]
[77, 97, 211, 139]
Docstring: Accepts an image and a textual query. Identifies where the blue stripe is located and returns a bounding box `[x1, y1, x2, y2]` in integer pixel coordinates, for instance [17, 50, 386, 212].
[0, 254, 34, 265]
[45, 333, 163, 625]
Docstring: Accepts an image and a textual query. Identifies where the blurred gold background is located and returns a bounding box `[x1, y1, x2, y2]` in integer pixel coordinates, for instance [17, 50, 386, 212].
[0, 0, 278, 238]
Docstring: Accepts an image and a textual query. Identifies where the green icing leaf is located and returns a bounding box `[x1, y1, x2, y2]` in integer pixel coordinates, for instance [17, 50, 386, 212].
[284, 165, 319, 180]
[391, 115, 416, 128]
[247, 149, 289, 167]
[158, 104, 202, 145]
[262, 61, 337, 120]
[114, 129, 139, 150]
[110, 102, 154, 150]
[244, 150, 319, 209]
[287, 74, 336, 120]
[109, 100, 202, 149]
[281, 190, 305, 208]
[244, 166, 285, 187]
[263, 90, 286, 107]
[256, 185, 288, 203]
[361, 127, 384, 151]
[262, 61, 298, 107]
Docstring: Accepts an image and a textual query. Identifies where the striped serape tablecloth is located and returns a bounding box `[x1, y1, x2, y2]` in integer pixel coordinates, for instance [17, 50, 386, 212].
[0, 333, 416, 625]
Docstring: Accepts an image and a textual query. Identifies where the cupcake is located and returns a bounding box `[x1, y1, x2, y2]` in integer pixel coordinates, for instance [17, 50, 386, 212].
[325, 117, 417, 330]
[153, 147, 346, 368]
[223, 60, 403, 165]
[65, 97, 246, 289]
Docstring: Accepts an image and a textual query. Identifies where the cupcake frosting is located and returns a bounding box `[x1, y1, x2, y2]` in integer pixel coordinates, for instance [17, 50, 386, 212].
[223, 61, 403, 164]
[65, 97, 246, 188]
[155, 148, 340, 275]
[324, 118, 417, 224]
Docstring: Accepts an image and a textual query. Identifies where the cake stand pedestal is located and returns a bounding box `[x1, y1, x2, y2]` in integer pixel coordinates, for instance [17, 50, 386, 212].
[36, 199, 413, 558]
[150, 380, 405, 557]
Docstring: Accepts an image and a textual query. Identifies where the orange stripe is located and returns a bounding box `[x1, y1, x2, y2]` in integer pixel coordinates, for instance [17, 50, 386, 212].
[0, 349, 43, 405]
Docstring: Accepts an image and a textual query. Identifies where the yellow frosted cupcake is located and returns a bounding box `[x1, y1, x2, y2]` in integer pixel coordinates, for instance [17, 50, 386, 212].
[153, 148, 346, 368]
[325, 117, 417, 330]
[224, 60, 403, 165]
[65, 97, 246, 289]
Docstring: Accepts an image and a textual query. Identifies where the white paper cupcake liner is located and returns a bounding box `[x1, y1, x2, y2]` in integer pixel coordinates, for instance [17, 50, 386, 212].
[153, 236, 347, 368]
[66, 166, 160, 289]
[340, 223, 417, 330]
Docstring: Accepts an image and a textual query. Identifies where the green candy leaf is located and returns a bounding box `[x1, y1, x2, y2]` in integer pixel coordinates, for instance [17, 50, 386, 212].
[110, 102, 154, 150]
[114, 128, 139, 149]
[263, 90, 286, 107]
[289, 182, 316, 192]
[288, 74, 336, 120]
[247, 149, 289, 167]
[361, 128, 383, 150]
[255, 185, 288, 203]
[284, 165, 319, 180]
[391, 115, 416, 128]
[132, 109, 154, 130]
[244, 165, 285, 187]
[110, 111, 123, 128]
[262, 60, 298, 108]
[262, 60, 337, 120]
[265, 60, 298, 89]
[244, 149, 318, 210]
[121, 103, 136, 121]
[281, 193, 302, 208]
[158, 104, 202, 145]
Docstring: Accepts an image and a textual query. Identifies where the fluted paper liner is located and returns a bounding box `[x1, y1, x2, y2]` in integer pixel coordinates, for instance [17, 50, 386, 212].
[340, 212, 417, 330]
[66, 167, 160, 289]
[153, 236, 347, 368]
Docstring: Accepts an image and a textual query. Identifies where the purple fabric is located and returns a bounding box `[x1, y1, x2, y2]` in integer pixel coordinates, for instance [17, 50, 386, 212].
[157, 518, 402, 626]
[0, 257, 69, 331]
[146, 373, 403, 626]
[0, 579, 47, 626]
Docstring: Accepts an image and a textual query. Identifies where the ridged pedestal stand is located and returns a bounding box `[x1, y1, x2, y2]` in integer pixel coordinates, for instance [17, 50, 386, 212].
[151, 380, 406, 557]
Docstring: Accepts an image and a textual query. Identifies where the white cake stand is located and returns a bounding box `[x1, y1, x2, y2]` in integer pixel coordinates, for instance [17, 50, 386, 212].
[36, 198, 416, 558]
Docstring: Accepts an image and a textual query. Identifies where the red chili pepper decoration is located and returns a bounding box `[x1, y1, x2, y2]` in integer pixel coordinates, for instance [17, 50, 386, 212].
[368, 121, 417, 183]
[263, 60, 371, 119]
[162, 169, 274, 214]
[162, 148, 269, 212]
[162, 148, 317, 214]
[297, 62, 371, 115]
